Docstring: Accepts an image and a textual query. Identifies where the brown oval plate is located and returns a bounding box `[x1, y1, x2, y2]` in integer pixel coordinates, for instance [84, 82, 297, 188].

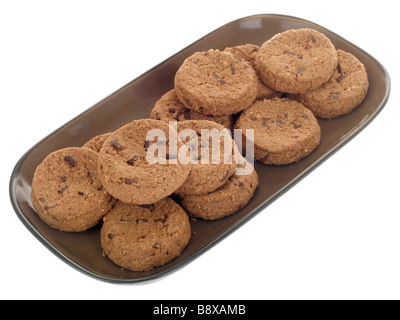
[9, 14, 390, 283]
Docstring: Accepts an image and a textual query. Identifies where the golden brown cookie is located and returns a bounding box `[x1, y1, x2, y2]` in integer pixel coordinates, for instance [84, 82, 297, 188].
[224, 44, 282, 100]
[97, 119, 191, 205]
[100, 198, 191, 272]
[234, 98, 321, 165]
[255, 29, 338, 94]
[288, 49, 369, 119]
[174, 49, 258, 116]
[173, 120, 237, 196]
[179, 161, 258, 220]
[150, 89, 233, 129]
[82, 132, 113, 153]
[31, 147, 116, 232]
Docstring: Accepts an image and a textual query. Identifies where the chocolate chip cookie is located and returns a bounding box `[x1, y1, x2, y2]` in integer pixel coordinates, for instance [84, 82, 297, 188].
[224, 44, 282, 100]
[173, 120, 237, 196]
[31, 147, 116, 232]
[288, 49, 369, 118]
[174, 49, 258, 116]
[150, 89, 233, 129]
[234, 98, 321, 165]
[179, 160, 258, 220]
[100, 197, 191, 272]
[256, 29, 338, 94]
[97, 119, 191, 205]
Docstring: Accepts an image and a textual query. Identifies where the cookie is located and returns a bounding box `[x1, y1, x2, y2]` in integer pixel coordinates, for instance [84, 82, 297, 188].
[174, 49, 258, 116]
[234, 98, 321, 165]
[255, 28, 338, 94]
[224, 44, 282, 100]
[82, 132, 113, 153]
[179, 160, 258, 220]
[150, 89, 233, 129]
[101, 198, 191, 272]
[97, 119, 191, 205]
[173, 120, 237, 196]
[288, 49, 369, 119]
[31, 147, 116, 232]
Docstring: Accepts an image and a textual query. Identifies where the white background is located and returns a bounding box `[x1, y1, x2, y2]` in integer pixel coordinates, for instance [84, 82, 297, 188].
[1, 0, 399, 300]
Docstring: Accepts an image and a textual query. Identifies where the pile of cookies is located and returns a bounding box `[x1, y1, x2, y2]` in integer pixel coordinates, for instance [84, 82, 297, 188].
[31, 28, 369, 272]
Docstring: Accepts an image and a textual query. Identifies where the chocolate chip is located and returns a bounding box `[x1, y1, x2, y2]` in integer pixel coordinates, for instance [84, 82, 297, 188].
[278, 119, 286, 126]
[231, 66, 236, 75]
[87, 172, 95, 184]
[291, 122, 301, 129]
[262, 119, 267, 126]
[297, 54, 303, 59]
[198, 107, 204, 114]
[337, 64, 343, 74]
[97, 185, 103, 191]
[174, 110, 182, 121]
[168, 107, 175, 113]
[284, 113, 288, 119]
[219, 79, 226, 85]
[39, 197, 46, 203]
[110, 140, 122, 151]
[138, 219, 149, 223]
[184, 108, 192, 120]
[144, 140, 150, 150]
[124, 178, 133, 185]
[57, 185, 69, 194]
[139, 204, 155, 212]
[329, 91, 341, 99]
[65, 155, 77, 168]
[77, 191, 84, 196]
[336, 75, 347, 83]
[243, 63, 249, 69]
[296, 68, 304, 76]
[155, 112, 161, 120]
[61, 176, 67, 182]
[107, 233, 115, 239]
[127, 155, 138, 165]
[250, 116, 256, 121]
[311, 35, 316, 43]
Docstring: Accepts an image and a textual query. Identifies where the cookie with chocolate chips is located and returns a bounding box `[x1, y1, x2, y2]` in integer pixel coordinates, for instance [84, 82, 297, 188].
[288, 49, 369, 119]
[179, 160, 258, 220]
[256, 29, 338, 94]
[31, 147, 116, 232]
[174, 49, 258, 116]
[97, 119, 191, 205]
[224, 44, 282, 100]
[150, 89, 233, 129]
[234, 98, 321, 165]
[173, 120, 237, 196]
[100, 197, 191, 272]
[83, 132, 113, 152]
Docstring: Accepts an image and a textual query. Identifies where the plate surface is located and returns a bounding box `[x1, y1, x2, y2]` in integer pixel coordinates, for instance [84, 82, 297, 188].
[9, 14, 390, 283]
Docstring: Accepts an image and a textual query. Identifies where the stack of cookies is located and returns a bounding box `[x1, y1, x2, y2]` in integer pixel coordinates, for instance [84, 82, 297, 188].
[31, 28, 368, 273]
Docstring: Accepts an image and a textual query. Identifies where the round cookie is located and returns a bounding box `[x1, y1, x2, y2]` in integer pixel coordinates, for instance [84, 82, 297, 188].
[150, 89, 233, 129]
[224, 44, 282, 100]
[83, 132, 113, 153]
[288, 49, 369, 119]
[255, 28, 338, 94]
[234, 98, 321, 165]
[173, 120, 237, 196]
[101, 198, 191, 272]
[174, 49, 258, 116]
[31, 147, 116, 232]
[179, 161, 258, 220]
[97, 119, 191, 205]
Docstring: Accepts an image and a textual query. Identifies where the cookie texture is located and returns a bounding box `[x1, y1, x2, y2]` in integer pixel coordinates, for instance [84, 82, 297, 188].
[224, 44, 282, 100]
[83, 132, 113, 153]
[150, 89, 233, 129]
[101, 198, 191, 272]
[180, 161, 258, 220]
[174, 49, 258, 116]
[234, 98, 321, 165]
[288, 49, 369, 118]
[173, 120, 237, 196]
[31, 147, 116, 232]
[97, 119, 191, 205]
[256, 29, 338, 94]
